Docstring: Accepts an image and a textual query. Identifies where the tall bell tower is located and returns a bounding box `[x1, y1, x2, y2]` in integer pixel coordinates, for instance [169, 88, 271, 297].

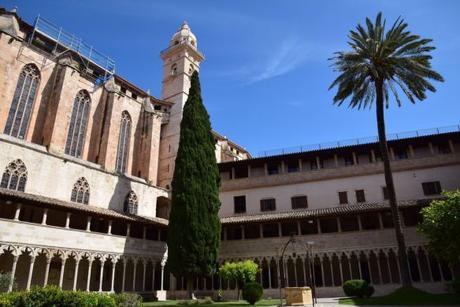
[158, 22, 204, 188]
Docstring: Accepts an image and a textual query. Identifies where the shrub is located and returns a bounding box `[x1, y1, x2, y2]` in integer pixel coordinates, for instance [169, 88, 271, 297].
[111, 292, 143, 307]
[342, 279, 374, 298]
[0, 286, 122, 307]
[242, 282, 263, 305]
[452, 278, 460, 295]
[0, 273, 12, 293]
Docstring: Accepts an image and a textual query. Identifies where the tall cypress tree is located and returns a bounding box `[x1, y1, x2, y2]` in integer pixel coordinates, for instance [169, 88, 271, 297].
[167, 71, 221, 298]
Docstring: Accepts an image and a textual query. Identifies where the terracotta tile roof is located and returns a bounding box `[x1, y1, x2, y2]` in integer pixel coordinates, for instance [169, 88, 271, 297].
[220, 199, 432, 225]
[0, 188, 168, 226]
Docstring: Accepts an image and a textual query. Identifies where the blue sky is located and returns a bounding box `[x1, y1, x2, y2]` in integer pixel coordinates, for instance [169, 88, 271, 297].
[3, 0, 459, 156]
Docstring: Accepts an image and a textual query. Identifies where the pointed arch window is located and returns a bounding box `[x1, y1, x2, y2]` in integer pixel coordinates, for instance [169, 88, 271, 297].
[70, 177, 90, 204]
[115, 111, 132, 173]
[124, 190, 138, 215]
[0, 159, 27, 191]
[65, 90, 91, 158]
[4, 64, 41, 139]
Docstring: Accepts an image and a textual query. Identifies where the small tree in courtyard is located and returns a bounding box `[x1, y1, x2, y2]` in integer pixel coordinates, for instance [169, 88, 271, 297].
[329, 12, 444, 287]
[219, 260, 259, 300]
[419, 190, 460, 264]
[167, 71, 221, 298]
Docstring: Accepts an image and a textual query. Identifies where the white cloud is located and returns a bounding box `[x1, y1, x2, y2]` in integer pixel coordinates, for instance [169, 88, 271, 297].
[216, 37, 329, 84]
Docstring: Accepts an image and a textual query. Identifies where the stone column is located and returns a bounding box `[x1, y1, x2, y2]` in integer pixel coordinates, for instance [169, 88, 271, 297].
[143, 227, 147, 240]
[86, 217, 92, 232]
[65, 213, 71, 229]
[160, 263, 165, 291]
[86, 257, 94, 292]
[41, 209, 48, 225]
[334, 154, 339, 167]
[44, 254, 52, 286]
[99, 257, 106, 292]
[370, 149, 376, 162]
[385, 252, 392, 283]
[8, 253, 19, 292]
[107, 221, 112, 235]
[126, 224, 131, 237]
[428, 142, 434, 155]
[122, 259, 127, 292]
[376, 252, 383, 284]
[293, 258, 298, 286]
[133, 258, 138, 291]
[352, 152, 358, 165]
[347, 254, 352, 280]
[329, 255, 335, 286]
[26, 253, 37, 290]
[448, 139, 455, 153]
[110, 258, 117, 293]
[14, 203, 22, 221]
[143, 260, 147, 291]
[423, 250, 433, 282]
[337, 255, 344, 286]
[267, 261, 272, 289]
[58, 255, 68, 289]
[73, 256, 81, 291]
[319, 258, 325, 287]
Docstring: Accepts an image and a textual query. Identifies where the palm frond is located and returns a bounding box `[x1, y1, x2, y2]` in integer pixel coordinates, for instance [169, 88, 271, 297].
[329, 12, 444, 109]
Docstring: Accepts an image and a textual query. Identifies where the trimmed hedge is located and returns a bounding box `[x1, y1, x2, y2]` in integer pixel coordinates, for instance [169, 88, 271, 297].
[242, 282, 263, 305]
[0, 286, 142, 307]
[342, 279, 374, 298]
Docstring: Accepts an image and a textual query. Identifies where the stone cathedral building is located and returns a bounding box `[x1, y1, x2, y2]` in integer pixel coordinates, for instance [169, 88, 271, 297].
[0, 7, 459, 298]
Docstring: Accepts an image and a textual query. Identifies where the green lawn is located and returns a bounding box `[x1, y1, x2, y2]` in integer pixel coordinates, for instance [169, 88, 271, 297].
[143, 299, 282, 307]
[339, 287, 460, 305]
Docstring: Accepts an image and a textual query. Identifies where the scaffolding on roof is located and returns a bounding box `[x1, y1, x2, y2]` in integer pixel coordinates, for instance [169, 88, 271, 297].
[29, 15, 115, 81]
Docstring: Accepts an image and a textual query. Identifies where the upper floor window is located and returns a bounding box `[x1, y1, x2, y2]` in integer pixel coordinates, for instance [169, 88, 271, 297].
[394, 148, 408, 160]
[115, 111, 132, 173]
[260, 198, 276, 212]
[267, 163, 279, 175]
[71, 177, 90, 204]
[355, 189, 366, 203]
[124, 191, 138, 215]
[0, 159, 27, 192]
[286, 161, 299, 173]
[437, 143, 451, 154]
[422, 181, 442, 196]
[4, 64, 41, 139]
[291, 195, 308, 209]
[234, 195, 246, 214]
[344, 154, 354, 166]
[65, 90, 91, 158]
[338, 191, 348, 205]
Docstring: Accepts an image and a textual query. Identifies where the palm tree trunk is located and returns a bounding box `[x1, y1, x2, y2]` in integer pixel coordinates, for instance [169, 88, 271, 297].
[375, 78, 412, 287]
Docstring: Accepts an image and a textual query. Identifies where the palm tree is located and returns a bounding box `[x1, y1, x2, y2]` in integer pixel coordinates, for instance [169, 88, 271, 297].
[329, 12, 444, 286]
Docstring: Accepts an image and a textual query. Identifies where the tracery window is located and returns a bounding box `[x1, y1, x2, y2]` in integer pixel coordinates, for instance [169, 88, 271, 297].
[4, 64, 41, 139]
[124, 190, 138, 215]
[70, 177, 90, 204]
[65, 90, 91, 158]
[115, 111, 132, 173]
[0, 159, 27, 191]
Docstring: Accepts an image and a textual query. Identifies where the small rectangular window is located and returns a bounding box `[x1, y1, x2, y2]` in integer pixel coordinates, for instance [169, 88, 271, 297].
[382, 187, 389, 200]
[394, 148, 408, 160]
[286, 161, 299, 173]
[437, 143, 451, 154]
[132, 93, 138, 100]
[422, 181, 442, 196]
[338, 191, 348, 205]
[234, 196, 246, 214]
[260, 198, 276, 212]
[355, 189, 366, 203]
[267, 163, 279, 175]
[291, 196, 308, 209]
[344, 155, 354, 166]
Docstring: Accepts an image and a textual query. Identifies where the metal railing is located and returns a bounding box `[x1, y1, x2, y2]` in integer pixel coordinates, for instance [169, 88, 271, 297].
[32, 15, 115, 74]
[257, 125, 460, 157]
